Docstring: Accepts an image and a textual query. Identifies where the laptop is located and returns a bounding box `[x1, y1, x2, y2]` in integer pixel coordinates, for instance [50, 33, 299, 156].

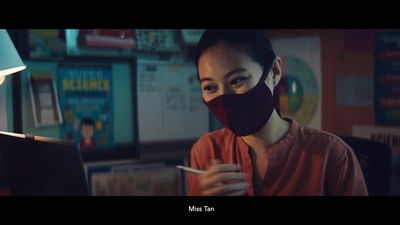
[0, 131, 91, 196]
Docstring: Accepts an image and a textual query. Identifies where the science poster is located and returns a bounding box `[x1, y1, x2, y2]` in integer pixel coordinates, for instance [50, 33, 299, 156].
[58, 65, 114, 150]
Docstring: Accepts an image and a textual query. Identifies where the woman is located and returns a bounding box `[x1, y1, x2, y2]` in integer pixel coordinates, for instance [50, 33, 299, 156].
[187, 29, 368, 196]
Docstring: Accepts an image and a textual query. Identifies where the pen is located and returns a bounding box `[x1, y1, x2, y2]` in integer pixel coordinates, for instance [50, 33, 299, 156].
[176, 165, 204, 174]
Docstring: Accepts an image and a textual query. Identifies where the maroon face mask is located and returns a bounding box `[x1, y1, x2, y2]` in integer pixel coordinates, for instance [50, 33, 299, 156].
[203, 62, 275, 136]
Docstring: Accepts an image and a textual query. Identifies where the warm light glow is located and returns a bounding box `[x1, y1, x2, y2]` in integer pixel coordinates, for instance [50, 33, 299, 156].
[0, 65, 26, 85]
[0, 65, 27, 77]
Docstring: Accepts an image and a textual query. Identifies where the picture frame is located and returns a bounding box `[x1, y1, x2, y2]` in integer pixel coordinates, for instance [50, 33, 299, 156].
[28, 71, 63, 128]
[28, 29, 67, 60]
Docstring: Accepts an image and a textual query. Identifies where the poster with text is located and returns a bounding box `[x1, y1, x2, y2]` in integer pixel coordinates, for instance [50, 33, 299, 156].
[58, 65, 114, 150]
[270, 36, 321, 130]
[353, 125, 400, 195]
[374, 31, 400, 125]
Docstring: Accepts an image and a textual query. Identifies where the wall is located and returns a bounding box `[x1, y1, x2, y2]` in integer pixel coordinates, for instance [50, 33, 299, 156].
[267, 29, 400, 135]
[12, 30, 394, 154]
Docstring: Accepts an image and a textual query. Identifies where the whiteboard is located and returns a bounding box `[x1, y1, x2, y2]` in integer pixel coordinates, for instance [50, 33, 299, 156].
[136, 59, 209, 142]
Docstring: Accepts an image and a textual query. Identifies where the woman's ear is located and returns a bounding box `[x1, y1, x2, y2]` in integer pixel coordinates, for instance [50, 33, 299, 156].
[270, 57, 283, 85]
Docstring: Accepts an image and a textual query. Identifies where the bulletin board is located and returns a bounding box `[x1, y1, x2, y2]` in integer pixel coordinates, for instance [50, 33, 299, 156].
[136, 59, 209, 152]
[19, 57, 139, 162]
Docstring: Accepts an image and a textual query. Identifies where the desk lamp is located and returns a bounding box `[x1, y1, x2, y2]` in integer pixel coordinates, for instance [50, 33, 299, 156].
[0, 29, 26, 85]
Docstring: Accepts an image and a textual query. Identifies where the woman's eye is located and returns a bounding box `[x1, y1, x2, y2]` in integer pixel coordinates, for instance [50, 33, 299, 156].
[231, 77, 246, 85]
[203, 85, 216, 92]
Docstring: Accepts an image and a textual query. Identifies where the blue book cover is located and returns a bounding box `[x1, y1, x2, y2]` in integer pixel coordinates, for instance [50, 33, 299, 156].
[58, 65, 114, 150]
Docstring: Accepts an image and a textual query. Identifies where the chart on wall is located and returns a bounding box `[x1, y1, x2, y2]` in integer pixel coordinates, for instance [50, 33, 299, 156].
[374, 31, 400, 125]
[136, 59, 209, 142]
[271, 36, 322, 130]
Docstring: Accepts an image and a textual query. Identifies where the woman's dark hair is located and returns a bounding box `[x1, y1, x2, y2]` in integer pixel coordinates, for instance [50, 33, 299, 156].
[194, 29, 282, 116]
[194, 29, 276, 71]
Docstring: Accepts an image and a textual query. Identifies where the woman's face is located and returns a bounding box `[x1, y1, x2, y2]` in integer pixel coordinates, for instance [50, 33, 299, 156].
[198, 42, 275, 102]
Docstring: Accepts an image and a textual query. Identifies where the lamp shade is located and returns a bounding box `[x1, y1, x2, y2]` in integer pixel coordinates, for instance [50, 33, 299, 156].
[0, 29, 26, 84]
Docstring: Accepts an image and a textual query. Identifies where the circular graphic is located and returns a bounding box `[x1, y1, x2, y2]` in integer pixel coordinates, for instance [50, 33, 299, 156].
[277, 56, 319, 125]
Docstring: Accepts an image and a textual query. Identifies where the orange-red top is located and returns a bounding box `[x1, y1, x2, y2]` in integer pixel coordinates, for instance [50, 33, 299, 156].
[188, 119, 368, 196]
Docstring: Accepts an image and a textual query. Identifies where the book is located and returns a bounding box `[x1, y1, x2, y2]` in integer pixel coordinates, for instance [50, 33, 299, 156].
[58, 64, 114, 150]
[85, 159, 186, 196]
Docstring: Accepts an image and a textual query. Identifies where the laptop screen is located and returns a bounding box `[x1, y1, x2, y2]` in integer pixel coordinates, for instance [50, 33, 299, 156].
[0, 131, 90, 196]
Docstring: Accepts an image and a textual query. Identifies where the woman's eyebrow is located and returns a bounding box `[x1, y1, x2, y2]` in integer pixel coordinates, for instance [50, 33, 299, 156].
[199, 68, 247, 84]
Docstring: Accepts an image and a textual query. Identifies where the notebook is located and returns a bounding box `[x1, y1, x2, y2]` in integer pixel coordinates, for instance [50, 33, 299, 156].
[0, 131, 90, 196]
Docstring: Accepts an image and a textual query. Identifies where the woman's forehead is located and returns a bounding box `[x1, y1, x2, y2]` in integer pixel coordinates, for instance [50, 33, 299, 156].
[199, 44, 252, 69]
[199, 46, 260, 78]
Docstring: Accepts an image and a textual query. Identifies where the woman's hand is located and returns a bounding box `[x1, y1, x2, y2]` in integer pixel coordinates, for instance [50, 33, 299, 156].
[198, 160, 249, 196]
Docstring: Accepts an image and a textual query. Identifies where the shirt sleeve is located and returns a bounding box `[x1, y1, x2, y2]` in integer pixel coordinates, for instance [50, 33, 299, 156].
[187, 140, 205, 196]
